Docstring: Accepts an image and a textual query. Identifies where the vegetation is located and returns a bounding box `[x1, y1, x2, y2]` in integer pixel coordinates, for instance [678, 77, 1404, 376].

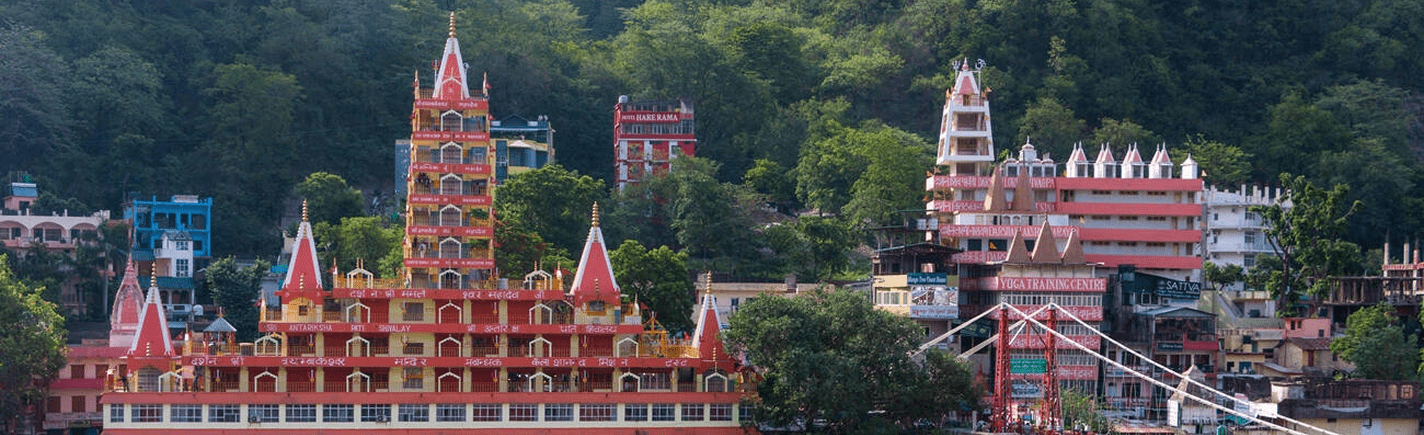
[0, 256, 67, 432]
[725, 288, 980, 432]
[609, 240, 694, 334]
[1329, 302, 1417, 380]
[204, 258, 270, 342]
[1252, 174, 1363, 317]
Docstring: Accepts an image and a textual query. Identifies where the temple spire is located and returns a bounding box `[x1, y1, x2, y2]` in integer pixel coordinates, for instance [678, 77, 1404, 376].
[448, 11, 456, 38]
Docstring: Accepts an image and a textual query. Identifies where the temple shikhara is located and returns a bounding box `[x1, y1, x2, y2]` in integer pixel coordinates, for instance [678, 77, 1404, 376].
[98, 14, 752, 434]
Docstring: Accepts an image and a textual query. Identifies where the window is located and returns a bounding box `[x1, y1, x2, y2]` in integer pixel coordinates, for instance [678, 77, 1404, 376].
[250, 404, 280, 423]
[132, 404, 163, 422]
[210, 404, 241, 422]
[1124, 383, 1142, 398]
[509, 404, 538, 421]
[403, 367, 424, 389]
[967, 239, 983, 251]
[323, 404, 354, 422]
[177, 259, 190, 277]
[403, 302, 425, 321]
[436, 404, 466, 422]
[651, 404, 676, 421]
[171, 404, 201, 422]
[988, 239, 1008, 251]
[1244, 254, 1256, 268]
[580, 404, 615, 421]
[1119, 215, 1139, 221]
[544, 403, 573, 421]
[47, 396, 60, 413]
[398, 404, 430, 422]
[361, 404, 392, 422]
[739, 405, 754, 422]
[72, 396, 87, 413]
[403, 342, 425, 357]
[177, 240, 190, 251]
[1245, 231, 1257, 245]
[681, 403, 704, 421]
[69, 364, 85, 379]
[472, 404, 502, 422]
[286, 404, 317, 422]
[110, 404, 125, 423]
[709, 403, 733, 421]
[625, 403, 649, 421]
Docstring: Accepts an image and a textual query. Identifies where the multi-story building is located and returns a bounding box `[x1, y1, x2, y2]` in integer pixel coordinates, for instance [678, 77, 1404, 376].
[123, 193, 212, 328]
[1, 181, 114, 315]
[1202, 185, 1285, 273]
[613, 96, 695, 191]
[928, 62, 1203, 282]
[43, 260, 148, 433]
[98, 15, 753, 434]
[490, 115, 554, 183]
[918, 60, 1208, 425]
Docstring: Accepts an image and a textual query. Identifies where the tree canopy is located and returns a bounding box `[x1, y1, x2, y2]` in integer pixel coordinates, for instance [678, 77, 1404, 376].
[0, 255, 67, 432]
[725, 288, 979, 432]
[205, 257, 270, 342]
[1252, 174, 1363, 317]
[1329, 302, 1418, 380]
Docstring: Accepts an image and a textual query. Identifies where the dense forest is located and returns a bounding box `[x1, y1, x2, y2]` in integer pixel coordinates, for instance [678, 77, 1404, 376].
[3, 0, 1423, 265]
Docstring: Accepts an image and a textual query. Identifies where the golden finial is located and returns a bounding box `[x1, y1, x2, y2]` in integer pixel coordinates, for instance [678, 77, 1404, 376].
[704, 271, 713, 295]
[150, 262, 158, 288]
[448, 12, 456, 38]
[591, 202, 600, 227]
[302, 199, 309, 222]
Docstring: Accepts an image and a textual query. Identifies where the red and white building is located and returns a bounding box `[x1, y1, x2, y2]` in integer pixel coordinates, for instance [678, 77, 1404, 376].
[927, 64, 1203, 283]
[613, 96, 695, 191]
[98, 15, 752, 434]
[924, 60, 1204, 421]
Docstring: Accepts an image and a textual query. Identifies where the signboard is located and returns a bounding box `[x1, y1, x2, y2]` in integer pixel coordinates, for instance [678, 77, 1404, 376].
[909, 285, 958, 319]
[1123, 271, 1201, 300]
[958, 322, 992, 338]
[1157, 342, 1184, 352]
[962, 277, 1106, 292]
[1010, 358, 1047, 374]
[907, 273, 947, 285]
[618, 112, 689, 123]
[1011, 379, 1043, 398]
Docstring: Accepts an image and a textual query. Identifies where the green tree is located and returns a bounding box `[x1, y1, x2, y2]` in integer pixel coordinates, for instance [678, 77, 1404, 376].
[1061, 390, 1112, 432]
[1248, 93, 1351, 182]
[1092, 118, 1160, 149]
[493, 165, 606, 255]
[205, 257, 269, 342]
[609, 240, 695, 334]
[0, 25, 73, 176]
[743, 159, 798, 215]
[1203, 262, 1245, 292]
[0, 255, 67, 432]
[1253, 174, 1363, 317]
[1329, 303, 1417, 379]
[1178, 135, 1251, 187]
[765, 216, 860, 282]
[1016, 97, 1086, 161]
[494, 216, 563, 278]
[313, 217, 400, 278]
[726, 288, 940, 432]
[296, 172, 365, 225]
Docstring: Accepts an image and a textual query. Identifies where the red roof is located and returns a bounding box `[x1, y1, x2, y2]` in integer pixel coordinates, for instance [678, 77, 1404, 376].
[693, 293, 735, 372]
[128, 288, 174, 360]
[278, 219, 324, 301]
[571, 206, 620, 303]
[111, 261, 144, 329]
[432, 13, 469, 100]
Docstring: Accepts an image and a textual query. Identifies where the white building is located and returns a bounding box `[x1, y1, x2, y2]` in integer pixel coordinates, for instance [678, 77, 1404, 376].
[1202, 185, 1289, 284]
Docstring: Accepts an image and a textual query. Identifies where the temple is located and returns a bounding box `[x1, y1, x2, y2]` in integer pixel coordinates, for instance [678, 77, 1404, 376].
[98, 14, 754, 434]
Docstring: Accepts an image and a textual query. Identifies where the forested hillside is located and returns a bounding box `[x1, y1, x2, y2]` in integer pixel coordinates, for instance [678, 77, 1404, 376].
[3, 0, 1422, 257]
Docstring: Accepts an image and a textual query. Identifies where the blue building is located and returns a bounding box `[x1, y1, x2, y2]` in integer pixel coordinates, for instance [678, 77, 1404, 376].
[124, 194, 212, 329]
[490, 114, 554, 183]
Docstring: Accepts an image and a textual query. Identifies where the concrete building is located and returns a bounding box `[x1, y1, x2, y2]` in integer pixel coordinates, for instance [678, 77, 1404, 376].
[490, 115, 554, 184]
[1, 181, 115, 315]
[123, 194, 212, 329]
[613, 96, 695, 191]
[1202, 185, 1287, 277]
